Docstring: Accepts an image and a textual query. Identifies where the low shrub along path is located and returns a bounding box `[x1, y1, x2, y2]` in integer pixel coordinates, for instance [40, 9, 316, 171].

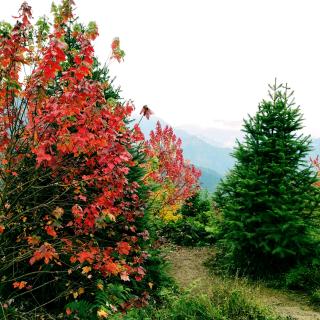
[165, 246, 320, 320]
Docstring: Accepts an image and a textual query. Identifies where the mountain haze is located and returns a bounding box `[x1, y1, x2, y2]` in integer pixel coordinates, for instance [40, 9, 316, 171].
[177, 123, 243, 148]
[137, 116, 233, 191]
[198, 166, 222, 191]
[136, 114, 320, 191]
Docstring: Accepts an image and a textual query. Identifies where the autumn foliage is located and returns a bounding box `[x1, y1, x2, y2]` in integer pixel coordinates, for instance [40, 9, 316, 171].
[145, 121, 201, 221]
[0, 1, 200, 318]
[0, 1, 151, 317]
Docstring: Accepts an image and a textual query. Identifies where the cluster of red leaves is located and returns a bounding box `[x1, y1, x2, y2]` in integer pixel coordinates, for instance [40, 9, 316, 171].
[146, 121, 201, 211]
[29, 242, 59, 265]
[0, 0, 149, 309]
[0, 1, 202, 315]
[0, 2, 33, 153]
[67, 242, 147, 281]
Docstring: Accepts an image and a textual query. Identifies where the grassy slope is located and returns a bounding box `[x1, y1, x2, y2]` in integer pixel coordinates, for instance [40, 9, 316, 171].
[165, 246, 320, 320]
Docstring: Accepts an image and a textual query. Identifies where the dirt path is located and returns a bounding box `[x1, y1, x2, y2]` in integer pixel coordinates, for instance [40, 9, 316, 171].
[165, 246, 320, 320]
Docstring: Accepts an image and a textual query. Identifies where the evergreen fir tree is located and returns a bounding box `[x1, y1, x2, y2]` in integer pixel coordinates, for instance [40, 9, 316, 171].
[214, 81, 320, 275]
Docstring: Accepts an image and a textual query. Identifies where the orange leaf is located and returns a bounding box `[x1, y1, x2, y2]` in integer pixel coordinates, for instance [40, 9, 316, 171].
[70, 256, 77, 264]
[97, 282, 104, 290]
[117, 241, 131, 255]
[29, 243, 59, 265]
[105, 262, 119, 275]
[82, 266, 91, 274]
[120, 271, 130, 281]
[97, 309, 108, 318]
[13, 281, 27, 289]
[52, 207, 64, 219]
[27, 236, 40, 246]
[78, 287, 85, 295]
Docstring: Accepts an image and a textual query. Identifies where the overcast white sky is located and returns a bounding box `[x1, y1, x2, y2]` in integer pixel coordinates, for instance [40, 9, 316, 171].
[1, 0, 320, 136]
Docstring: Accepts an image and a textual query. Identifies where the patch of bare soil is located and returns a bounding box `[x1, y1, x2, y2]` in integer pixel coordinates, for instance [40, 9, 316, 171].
[164, 245, 320, 320]
[164, 245, 213, 293]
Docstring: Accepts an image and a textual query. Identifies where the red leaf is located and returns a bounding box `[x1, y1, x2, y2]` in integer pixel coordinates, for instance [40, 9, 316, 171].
[29, 243, 59, 265]
[105, 262, 119, 274]
[117, 241, 131, 255]
[45, 225, 57, 238]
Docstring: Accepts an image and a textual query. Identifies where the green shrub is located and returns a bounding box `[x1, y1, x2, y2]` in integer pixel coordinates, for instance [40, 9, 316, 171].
[159, 211, 219, 246]
[285, 264, 320, 291]
[155, 191, 220, 246]
[111, 287, 287, 320]
[180, 192, 212, 218]
[310, 289, 320, 304]
[139, 248, 178, 303]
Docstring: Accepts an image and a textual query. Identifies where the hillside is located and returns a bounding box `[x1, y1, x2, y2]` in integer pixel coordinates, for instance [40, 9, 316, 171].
[138, 116, 234, 176]
[197, 166, 222, 191]
[174, 128, 234, 175]
[137, 116, 320, 189]
[310, 138, 320, 161]
[177, 123, 243, 148]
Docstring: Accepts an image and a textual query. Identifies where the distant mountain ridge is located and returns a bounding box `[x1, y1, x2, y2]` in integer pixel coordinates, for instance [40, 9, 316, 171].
[197, 166, 222, 192]
[177, 123, 244, 148]
[137, 116, 233, 191]
[136, 113, 320, 192]
[173, 128, 234, 175]
[310, 138, 320, 161]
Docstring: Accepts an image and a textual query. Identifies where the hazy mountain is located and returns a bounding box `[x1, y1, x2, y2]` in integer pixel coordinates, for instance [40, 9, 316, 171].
[198, 166, 222, 192]
[177, 123, 244, 148]
[138, 117, 234, 176]
[310, 138, 320, 161]
[137, 116, 320, 191]
[178, 123, 320, 157]
[173, 128, 234, 175]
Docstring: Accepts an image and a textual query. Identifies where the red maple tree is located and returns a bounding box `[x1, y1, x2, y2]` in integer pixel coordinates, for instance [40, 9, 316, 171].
[146, 121, 201, 219]
[0, 0, 150, 316]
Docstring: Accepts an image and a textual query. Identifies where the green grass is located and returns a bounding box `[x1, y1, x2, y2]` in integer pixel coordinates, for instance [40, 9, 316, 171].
[2, 280, 290, 320]
[111, 280, 290, 320]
